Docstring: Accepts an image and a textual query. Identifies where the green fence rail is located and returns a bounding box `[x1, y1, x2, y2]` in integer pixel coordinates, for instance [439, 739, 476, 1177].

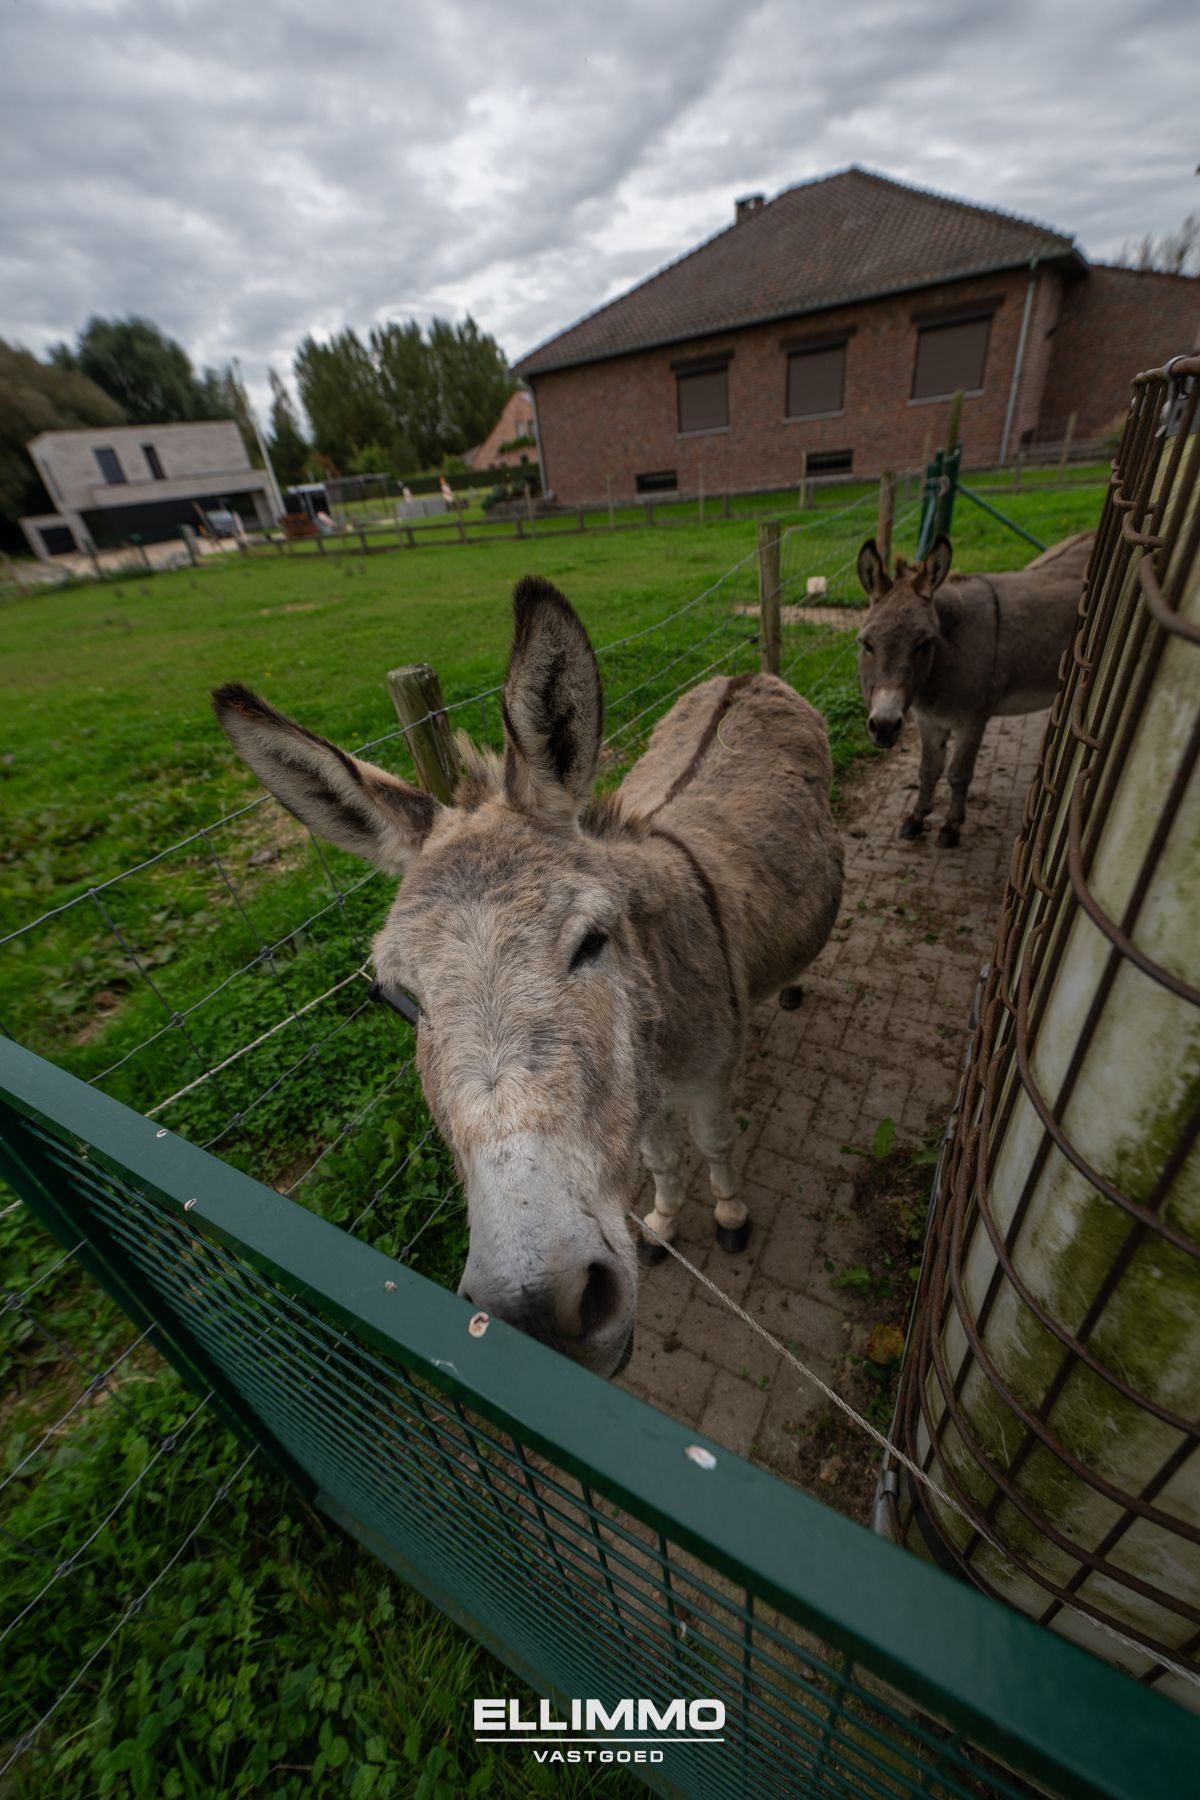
[2, 1038, 1198, 1800]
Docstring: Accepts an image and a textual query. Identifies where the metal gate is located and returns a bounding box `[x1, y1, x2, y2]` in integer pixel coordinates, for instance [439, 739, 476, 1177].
[885, 353, 1200, 1704]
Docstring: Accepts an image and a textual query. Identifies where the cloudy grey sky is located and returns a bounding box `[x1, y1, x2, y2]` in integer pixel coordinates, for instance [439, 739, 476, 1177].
[1, 0, 1196, 421]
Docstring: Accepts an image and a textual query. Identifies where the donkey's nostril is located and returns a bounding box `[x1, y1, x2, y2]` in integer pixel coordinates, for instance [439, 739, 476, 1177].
[579, 1261, 622, 1340]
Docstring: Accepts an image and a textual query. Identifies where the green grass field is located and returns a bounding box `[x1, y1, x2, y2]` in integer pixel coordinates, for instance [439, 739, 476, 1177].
[0, 476, 1108, 1799]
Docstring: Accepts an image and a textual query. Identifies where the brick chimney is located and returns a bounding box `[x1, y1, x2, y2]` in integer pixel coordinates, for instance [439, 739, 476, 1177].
[735, 193, 766, 223]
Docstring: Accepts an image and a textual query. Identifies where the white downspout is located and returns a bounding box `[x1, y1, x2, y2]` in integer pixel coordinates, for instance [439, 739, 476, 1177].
[1000, 262, 1038, 466]
[527, 383, 550, 499]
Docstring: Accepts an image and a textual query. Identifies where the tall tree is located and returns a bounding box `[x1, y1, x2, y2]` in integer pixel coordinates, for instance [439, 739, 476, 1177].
[427, 315, 514, 457]
[268, 369, 309, 487]
[66, 315, 212, 424]
[298, 315, 514, 473]
[196, 362, 262, 464]
[371, 320, 442, 468]
[0, 341, 124, 548]
[294, 329, 389, 471]
[1118, 213, 1200, 277]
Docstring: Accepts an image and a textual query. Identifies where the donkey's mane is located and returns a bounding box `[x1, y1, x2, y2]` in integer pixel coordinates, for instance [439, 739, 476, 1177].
[452, 735, 506, 812]
[452, 732, 644, 842]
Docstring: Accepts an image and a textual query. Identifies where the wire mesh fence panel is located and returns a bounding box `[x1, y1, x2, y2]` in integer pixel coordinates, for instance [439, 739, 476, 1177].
[885, 355, 1200, 1707]
[3, 1041, 1197, 1800]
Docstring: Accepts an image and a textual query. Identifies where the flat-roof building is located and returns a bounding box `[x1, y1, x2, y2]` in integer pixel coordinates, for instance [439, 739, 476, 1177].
[21, 420, 277, 558]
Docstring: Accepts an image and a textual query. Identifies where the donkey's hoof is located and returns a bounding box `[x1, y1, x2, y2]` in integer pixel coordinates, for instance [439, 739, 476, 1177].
[778, 984, 805, 1011]
[898, 816, 926, 841]
[936, 824, 961, 849]
[715, 1219, 751, 1254]
[638, 1236, 669, 1267]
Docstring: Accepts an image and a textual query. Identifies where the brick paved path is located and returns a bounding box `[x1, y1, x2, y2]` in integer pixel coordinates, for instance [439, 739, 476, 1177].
[619, 708, 1048, 1519]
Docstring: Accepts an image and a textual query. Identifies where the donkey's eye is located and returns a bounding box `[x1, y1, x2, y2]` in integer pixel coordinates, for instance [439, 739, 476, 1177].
[570, 928, 608, 971]
[916, 637, 935, 654]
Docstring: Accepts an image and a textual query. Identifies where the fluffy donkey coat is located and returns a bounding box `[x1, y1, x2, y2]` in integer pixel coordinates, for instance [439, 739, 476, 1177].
[214, 578, 843, 1377]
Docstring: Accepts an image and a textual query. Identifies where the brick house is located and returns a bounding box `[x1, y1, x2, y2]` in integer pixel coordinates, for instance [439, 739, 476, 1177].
[513, 169, 1198, 504]
[466, 388, 537, 471]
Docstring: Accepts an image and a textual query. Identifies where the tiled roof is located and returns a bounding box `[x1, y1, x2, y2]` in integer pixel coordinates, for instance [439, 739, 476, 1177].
[513, 168, 1080, 376]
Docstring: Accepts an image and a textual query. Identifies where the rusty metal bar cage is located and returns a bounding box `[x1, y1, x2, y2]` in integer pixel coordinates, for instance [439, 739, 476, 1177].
[884, 353, 1200, 1705]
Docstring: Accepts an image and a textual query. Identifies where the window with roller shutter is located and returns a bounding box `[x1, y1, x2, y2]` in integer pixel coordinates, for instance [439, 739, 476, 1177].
[674, 355, 731, 433]
[785, 342, 847, 418]
[911, 314, 992, 400]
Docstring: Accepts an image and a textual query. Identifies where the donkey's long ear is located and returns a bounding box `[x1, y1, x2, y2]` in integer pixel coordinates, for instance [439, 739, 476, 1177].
[502, 577, 603, 824]
[213, 685, 440, 872]
[856, 539, 891, 600]
[916, 535, 952, 597]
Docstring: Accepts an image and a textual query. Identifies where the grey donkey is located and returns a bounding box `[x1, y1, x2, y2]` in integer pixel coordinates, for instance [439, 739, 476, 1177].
[855, 530, 1092, 846]
[214, 578, 843, 1378]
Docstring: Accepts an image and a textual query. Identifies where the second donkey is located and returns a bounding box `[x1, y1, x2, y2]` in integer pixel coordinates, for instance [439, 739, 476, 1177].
[855, 530, 1092, 846]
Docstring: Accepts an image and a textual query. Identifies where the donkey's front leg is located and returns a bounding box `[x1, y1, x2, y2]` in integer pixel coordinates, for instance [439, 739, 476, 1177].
[900, 712, 949, 839]
[689, 1087, 750, 1254]
[638, 1106, 686, 1265]
[937, 717, 987, 848]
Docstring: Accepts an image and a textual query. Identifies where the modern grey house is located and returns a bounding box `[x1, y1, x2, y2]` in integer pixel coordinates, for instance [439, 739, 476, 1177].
[20, 420, 277, 558]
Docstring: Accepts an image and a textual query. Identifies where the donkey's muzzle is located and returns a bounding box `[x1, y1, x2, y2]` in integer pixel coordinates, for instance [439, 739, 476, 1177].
[460, 1138, 639, 1378]
[868, 715, 903, 749]
[459, 1263, 634, 1378]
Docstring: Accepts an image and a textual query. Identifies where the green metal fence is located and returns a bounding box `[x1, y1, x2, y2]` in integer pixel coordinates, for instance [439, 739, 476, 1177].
[916, 444, 1050, 559]
[3, 1040, 1198, 1800]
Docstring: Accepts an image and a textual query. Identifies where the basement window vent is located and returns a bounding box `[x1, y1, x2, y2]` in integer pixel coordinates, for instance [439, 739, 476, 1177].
[805, 449, 854, 476]
[635, 470, 678, 494]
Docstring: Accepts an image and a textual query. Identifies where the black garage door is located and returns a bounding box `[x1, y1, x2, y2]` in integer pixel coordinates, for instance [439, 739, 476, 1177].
[81, 492, 264, 548]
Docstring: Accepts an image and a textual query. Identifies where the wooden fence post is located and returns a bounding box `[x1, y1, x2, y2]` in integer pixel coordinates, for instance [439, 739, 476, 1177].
[797, 452, 808, 512]
[577, 508, 586, 533]
[606, 475, 615, 529]
[386, 663, 461, 805]
[721, 491, 730, 520]
[1058, 410, 1077, 484]
[1012, 451, 1024, 491]
[525, 487, 535, 537]
[455, 505, 467, 544]
[644, 501, 654, 528]
[758, 518, 782, 677]
[358, 529, 369, 556]
[877, 470, 896, 568]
